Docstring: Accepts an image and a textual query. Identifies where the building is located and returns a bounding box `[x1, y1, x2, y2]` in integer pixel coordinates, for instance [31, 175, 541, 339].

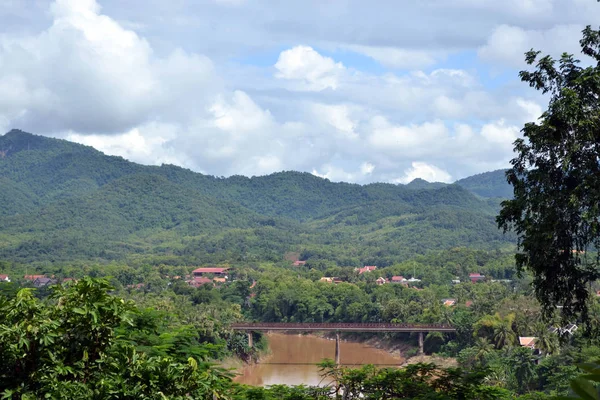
[469, 273, 485, 283]
[442, 299, 457, 307]
[519, 337, 537, 349]
[358, 266, 377, 274]
[187, 277, 213, 287]
[23, 274, 55, 287]
[320, 277, 334, 283]
[0, 274, 10, 282]
[452, 277, 461, 284]
[213, 277, 227, 284]
[24, 274, 46, 281]
[292, 260, 306, 266]
[192, 267, 229, 277]
[407, 277, 421, 283]
[391, 276, 406, 283]
[375, 277, 387, 285]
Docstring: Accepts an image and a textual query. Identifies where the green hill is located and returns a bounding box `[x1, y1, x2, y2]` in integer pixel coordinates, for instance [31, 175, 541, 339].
[0, 130, 515, 265]
[454, 169, 512, 199]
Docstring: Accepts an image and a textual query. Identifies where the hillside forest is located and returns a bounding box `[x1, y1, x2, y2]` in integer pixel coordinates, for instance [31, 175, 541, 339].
[1, 130, 600, 399]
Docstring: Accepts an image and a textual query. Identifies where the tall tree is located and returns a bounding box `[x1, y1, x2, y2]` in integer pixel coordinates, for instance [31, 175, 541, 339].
[498, 24, 600, 322]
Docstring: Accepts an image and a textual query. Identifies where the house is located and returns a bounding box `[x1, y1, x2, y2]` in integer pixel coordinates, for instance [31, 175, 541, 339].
[407, 277, 421, 283]
[213, 277, 227, 284]
[126, 283, 145, 289]
[452, 277, 461, 284]
[469, 273, 485, 283]
[391, 276, 406, 283]
[292, 260, 307, 266]
[23, 274, 54, 287]
[358, 266, 377, 274]
[24, 274, 46, 281]
[187, 277, 213, 287]
[32, 277, 54, 288]
[320, 277, 334, 283]
[0, 274, 10, 282]
[192, 267, 229, 277]
[519, 337, 537, 349]
[442, 298, 456, 307]
[376, 277, 387, 285]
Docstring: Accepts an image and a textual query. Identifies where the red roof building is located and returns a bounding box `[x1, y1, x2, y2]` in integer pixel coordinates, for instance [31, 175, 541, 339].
[192, 267, 229, 277]
[443, 299, 457, 307]
[469, 273, 485, 283]
[391, 276, 406, 283]
[292, 260, 307, 266]
[0, 274, 10, 282]
[188, 277, 213, 287]
[519, 337, 537, 349]
[24, 274, 46, 281]
[358, 266, 377, 274]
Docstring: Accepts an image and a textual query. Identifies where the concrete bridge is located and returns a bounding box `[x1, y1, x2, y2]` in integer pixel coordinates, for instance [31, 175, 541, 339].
[231, 323, 456, 364]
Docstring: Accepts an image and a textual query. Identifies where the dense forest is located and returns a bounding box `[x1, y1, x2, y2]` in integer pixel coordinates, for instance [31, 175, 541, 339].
[0, 130, 514, 265]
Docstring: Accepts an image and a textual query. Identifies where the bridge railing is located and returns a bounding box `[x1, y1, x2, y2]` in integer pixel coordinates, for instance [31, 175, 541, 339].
[230, 322, 455, 330]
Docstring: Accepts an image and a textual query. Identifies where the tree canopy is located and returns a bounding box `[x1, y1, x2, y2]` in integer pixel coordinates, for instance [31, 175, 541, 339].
[498, 24, 600, 322]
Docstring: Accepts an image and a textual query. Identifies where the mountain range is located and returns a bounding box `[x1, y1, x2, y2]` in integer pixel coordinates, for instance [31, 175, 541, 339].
[0, 129, 514, 265]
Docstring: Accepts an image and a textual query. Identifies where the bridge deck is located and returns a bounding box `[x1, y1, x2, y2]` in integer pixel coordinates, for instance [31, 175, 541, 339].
[230, 322, 455, 332]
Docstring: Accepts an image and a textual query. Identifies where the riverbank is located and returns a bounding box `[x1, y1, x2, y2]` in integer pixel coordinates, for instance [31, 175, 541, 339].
[320, 332, 457, 368]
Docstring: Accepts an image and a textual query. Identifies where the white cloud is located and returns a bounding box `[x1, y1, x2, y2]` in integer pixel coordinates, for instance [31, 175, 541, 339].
[2, 0, 582, 185]
[396, 162, 452, 184]
[346, 45, 441, 69]
[275, 45, 345, 91]
[311, 103, 358, 139]
[361, 162, 375, 175]
[478, 24, 583, 67]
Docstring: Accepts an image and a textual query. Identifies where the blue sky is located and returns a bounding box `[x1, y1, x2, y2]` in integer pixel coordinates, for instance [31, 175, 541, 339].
[0, 0, 598, 183]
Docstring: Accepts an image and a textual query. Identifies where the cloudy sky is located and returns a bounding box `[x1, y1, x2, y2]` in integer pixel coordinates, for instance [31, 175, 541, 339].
[1, 0, 598, 183]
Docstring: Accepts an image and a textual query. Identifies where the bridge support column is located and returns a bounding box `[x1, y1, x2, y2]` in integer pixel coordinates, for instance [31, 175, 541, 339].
[418, 332, 424, 355]
[247, 332, 253, 348]
[335, 331, 340, 365]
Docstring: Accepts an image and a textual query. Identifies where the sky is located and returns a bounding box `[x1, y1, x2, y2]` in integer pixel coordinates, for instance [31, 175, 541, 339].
[0, 0, 599, 184]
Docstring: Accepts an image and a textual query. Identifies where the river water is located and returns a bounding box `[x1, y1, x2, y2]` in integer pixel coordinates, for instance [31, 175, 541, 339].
[235, 333, 405, 387]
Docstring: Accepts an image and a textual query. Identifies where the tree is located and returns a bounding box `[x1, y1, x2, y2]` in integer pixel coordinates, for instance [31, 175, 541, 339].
[0, 278, 234, 399]
[532, 322, 559, 356]
[474, 313, 517, 349]
[498, 24, 600, 322]
[511, 347, 537, 394]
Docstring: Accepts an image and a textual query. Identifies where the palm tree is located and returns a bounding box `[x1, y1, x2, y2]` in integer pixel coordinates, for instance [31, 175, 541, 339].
[474, 313, 517, 349]
[493, 313, 517, 349]
[511, 347, 537, 393]
[474, 337, 494, 363]
[533, 322, 559, 356]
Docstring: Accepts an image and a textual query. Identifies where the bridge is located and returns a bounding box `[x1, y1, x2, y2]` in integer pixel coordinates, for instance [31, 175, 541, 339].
[231, 323, 456, 364]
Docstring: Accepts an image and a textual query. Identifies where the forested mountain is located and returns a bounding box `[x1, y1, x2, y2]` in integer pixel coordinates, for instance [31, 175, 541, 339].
[454, 169, 512, 199]
[0, 130, 515, 264]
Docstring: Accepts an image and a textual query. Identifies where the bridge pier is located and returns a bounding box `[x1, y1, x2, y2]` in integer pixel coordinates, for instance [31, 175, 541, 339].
[335, 331, 340, 365]
[418, 332, 424, 355]
[247, 332, 253, 348]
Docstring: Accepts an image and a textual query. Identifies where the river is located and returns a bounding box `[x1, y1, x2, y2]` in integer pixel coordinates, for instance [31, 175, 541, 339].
[235, 333, 405, 387]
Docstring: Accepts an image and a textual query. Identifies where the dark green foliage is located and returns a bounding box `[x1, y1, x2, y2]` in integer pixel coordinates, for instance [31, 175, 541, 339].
[0, 278, 235, 399]
[498, 26, 600, 321]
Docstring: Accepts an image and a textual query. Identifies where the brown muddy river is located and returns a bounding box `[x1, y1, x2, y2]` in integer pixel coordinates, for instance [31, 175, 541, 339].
[235, 333, 405, 387]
